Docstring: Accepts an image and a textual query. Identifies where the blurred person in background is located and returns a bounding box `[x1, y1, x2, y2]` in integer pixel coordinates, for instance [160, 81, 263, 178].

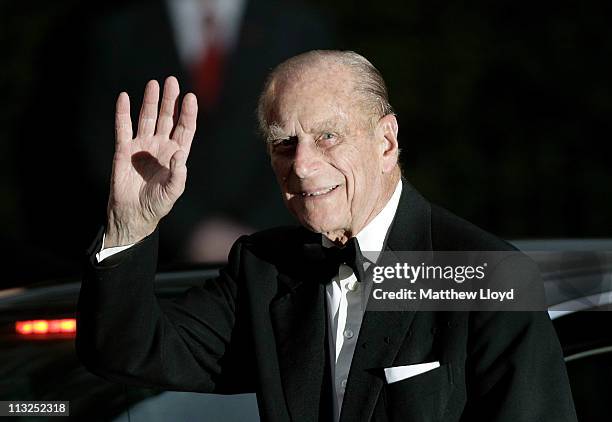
[14, 0, 335, 285]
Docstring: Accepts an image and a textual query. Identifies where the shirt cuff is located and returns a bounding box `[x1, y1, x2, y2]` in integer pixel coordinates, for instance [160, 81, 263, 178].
[95, 232, 136, 263]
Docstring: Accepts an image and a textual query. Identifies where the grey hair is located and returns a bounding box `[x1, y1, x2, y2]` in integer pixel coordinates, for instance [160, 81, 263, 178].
[256, 50, 394, 138]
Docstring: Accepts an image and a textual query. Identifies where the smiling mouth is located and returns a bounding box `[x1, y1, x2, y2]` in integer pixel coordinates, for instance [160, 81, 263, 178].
[300, 184, 341, 197]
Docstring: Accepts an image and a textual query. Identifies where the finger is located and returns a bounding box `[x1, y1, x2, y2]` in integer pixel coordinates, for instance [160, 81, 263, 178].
[167, 149, 188, 198]
[137, 80, 160, 138]
[115, 92, 132, 151]
[172, 93, 198, 153]
[156, 76, 180, 137]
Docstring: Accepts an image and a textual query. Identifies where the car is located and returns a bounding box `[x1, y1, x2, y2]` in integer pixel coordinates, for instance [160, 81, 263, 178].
[0, 267, 259, 421]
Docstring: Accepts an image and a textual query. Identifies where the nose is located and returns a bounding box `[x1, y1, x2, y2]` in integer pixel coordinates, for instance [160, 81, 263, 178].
[293, 140, 321, 179]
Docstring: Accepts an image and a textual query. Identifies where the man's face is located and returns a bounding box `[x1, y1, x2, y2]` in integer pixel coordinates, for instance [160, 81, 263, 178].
[265, 66, 391, 240]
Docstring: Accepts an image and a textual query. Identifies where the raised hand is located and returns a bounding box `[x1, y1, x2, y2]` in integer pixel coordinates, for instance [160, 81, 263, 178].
[105, 77, 198, 247]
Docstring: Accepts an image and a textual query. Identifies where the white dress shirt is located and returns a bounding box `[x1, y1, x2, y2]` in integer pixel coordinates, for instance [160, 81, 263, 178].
[96, 179, 403, 422]
[164, 0, 246, 67]
[323, 180, 402, 421]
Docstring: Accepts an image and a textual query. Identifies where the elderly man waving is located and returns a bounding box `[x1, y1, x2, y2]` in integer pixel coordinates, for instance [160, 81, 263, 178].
[77, 50, 577, 422]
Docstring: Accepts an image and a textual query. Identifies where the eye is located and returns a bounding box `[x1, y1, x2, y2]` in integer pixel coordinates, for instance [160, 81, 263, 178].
[318, 132, 338, 144]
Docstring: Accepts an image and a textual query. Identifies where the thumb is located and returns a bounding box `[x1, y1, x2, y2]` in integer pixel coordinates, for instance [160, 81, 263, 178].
[170, 148, 187, 170]
[167, 149, 188, 195]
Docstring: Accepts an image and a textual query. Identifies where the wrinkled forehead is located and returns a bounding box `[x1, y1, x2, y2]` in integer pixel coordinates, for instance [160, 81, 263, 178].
[265, 67, 365, 134]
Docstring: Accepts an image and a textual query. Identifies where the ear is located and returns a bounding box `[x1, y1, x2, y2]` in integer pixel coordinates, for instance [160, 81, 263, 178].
[376, 114, 399, 173]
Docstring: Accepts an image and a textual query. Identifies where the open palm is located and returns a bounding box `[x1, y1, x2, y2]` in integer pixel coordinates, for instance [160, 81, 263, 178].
[106, 77, 198, 247]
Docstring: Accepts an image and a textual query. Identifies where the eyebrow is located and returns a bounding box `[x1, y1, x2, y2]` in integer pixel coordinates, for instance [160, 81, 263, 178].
[267, 123, 287, 141]
[309, 118, 347, 133]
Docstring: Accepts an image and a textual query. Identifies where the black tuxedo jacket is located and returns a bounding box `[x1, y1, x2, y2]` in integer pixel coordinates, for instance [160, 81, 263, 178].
[77, 184, 577, 421]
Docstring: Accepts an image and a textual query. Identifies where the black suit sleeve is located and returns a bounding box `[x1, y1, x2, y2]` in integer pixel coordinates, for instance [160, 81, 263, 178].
[461, 255, 577, 421]
[76, 228, 256, 394]
[461, 311, 577, 421]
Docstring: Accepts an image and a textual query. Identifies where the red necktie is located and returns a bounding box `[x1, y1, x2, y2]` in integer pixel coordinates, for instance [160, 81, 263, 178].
[191, 7, 224, 111]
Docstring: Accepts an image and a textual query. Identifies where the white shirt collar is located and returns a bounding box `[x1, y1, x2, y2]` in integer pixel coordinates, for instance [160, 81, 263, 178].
[322, 179, 403, 260]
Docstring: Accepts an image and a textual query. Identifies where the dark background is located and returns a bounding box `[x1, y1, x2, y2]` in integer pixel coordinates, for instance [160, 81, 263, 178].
[2, 0, 611, 287]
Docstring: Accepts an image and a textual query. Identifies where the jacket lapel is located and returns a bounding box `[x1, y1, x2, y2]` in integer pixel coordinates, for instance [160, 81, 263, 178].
[270, 232, 332, 422]
[339, 181, 433, 422]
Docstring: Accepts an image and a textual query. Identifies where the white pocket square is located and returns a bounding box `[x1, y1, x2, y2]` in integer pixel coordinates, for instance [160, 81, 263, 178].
[384, 361, 441, 384]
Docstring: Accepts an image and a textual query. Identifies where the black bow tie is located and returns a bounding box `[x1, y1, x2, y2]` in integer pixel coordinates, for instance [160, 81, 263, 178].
[323, 237, 367, 282]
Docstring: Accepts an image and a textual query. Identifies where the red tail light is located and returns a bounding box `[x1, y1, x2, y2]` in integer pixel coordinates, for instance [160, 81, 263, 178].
[15, 319, 76, 337]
